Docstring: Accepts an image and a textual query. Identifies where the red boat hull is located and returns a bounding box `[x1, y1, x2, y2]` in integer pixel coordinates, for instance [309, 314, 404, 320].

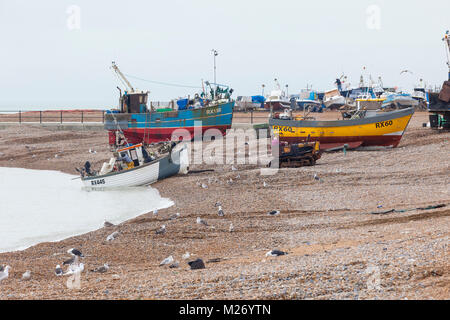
[109, 125, 231, 145]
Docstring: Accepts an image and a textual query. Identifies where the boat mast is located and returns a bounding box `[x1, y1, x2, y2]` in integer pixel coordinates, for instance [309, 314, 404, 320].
[111, 61, 135, 93]
[443, 30, 450, 80]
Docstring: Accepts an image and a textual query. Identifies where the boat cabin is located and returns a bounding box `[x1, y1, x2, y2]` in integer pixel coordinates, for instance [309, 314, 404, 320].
[120, 91, 149, 113]
[117, 143, 146, 167]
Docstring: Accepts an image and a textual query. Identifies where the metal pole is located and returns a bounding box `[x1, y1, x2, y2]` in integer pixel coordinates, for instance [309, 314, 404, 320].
[212, 49, 218, 84]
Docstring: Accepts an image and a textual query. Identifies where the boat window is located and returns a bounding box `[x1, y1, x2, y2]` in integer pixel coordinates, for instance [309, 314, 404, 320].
[130, 149, 138, 160]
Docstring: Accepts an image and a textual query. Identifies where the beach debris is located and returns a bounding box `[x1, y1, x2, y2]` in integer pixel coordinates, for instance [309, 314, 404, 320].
[197, 217, 209, 226]
[22, 270, 31, 281]
[235, 174, 240, 179]
[313, 173, 320, 181]
[106, 231, 120, 241]
[265, 250, 287, 257]
[201, 183, 208, 189]
[182, 252, 191, 260]
[54, 154, 60, 158]
[169, 262, 179, 269]
[229, 223, 234, 232]
[91, 264, 109, 273]
[268, 210, 280, 216]
[188, 258, 205, 270]
[104, 220, 115, 228]
[155, 224, 166, 235]
[0, 266, 10, 282]
[377, 205, 383, 208]
[89, 148, 97, 154]
[231, 165, 238, 171]
[169, 212, 180, 220]
[159, 256, 174, 266]
[206, 258, 222, 263]
[55, 265, 63, 276]
[217, 205, 225, 217]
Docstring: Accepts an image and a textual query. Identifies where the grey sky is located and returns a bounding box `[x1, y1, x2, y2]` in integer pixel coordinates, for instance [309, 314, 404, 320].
[0, 0, 448, 109]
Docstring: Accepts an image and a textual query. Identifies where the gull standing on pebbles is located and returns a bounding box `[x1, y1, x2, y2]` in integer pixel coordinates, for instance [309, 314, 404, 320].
[201, 183, 208, 189]
[217, 205, 225, 217]
[153, 209, 158, 216]
[55, 265, 63, 276]
[263, 181, 268, 187]
[169, 212, 180, 220]
[155, 225, 166, 235]
[229, 223, 234, 232]
[231, 165, 238, 171]
[91, 264, 109, 273]
[159, 256, 174, 266]
[89, 148, 97, 154]
[106, 231, 120, 241]
[197, 217, 209, 226]
[68, 248, 84, 258]
[268, 210, 280, 216]
[265, 250, 287, 257]
[22, 270, 31, 281]
[0, 266, 11, 282]
[104, 220, 115, 228]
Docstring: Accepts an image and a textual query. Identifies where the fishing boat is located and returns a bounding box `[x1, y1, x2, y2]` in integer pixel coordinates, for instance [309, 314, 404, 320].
[105, 62, 234, 147]
[269, 108, 415, 150]
[264, 79, 291, 111]
[79, 142, 189, 189]
[323, 88, 346, 109]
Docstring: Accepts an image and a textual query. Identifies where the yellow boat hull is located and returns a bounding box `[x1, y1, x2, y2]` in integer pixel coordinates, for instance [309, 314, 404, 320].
[269, 108, 414, 150]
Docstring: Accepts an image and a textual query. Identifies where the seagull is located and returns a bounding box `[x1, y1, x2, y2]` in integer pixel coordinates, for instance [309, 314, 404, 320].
[197, 217, 209, 226]
[400, 69, 413, 75]
[268, 210, 280, 216]
[313, 173, 320, 181]
[231, 165, 238, 171]
[169, 212, 180, 220]
[159, 256, 174, 266]
[265, 250, 287, 257]
[0, 266, 10, 282]
[263, 181, 268, 187]
[229, 223, 234, 232]
[104, 220, 115, 227]
[217, 206, 225, 217]
[106, 231, 119, 241]
[68, 248, 84, 258]
[55, 265, 63, 276]
[227, 178, 233, 184]
[91, 264, 109, 273]
[63, 257, 76, 266]
[22, 270, 31, 281]
[182, 252, 191, 260]
[155, 225, 166, 235]
[153, 209, 158, 216]
[169, 262, 179, 269]
[201, 183, 208, 189]
[89, 148, 97, 154]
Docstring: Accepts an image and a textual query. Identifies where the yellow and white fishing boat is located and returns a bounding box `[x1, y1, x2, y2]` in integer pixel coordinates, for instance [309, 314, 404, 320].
[269, 108, 414, 150]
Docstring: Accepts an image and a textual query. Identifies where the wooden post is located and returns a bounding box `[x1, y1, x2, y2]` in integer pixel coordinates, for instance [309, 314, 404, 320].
[81, 111, 84, 123]
[102, 110, 105, 123]
[40, 111, 42, 123]
[251, 109, 253, 124]
[60, 111, 63, 124]
[19, 111, 21, 123]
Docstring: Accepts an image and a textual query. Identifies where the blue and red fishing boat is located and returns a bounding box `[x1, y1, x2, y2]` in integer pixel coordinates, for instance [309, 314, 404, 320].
[105, 62, 234, 146]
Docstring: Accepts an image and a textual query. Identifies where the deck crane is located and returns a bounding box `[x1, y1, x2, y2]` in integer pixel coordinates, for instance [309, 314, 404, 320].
[111, 61, 135, 93]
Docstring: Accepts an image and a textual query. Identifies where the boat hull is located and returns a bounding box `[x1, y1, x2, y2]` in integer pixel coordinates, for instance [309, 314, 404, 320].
[269, 108, 414, 150]
[105, 101, 234, 145]
[81, 144, 189, 188]
[264, 101, 291, 111]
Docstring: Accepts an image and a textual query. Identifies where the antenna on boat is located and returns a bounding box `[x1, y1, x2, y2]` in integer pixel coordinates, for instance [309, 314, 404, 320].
[211, 49, 218, 85]
[111, 61, 135, 93]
